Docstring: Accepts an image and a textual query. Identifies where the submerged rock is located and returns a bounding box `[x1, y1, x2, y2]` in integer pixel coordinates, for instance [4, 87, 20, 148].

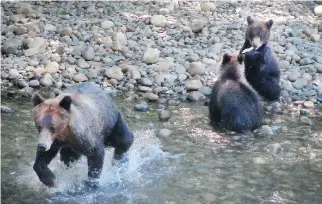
[1, 106, 15, 114]
[263, 143, 282, 156]
[300, 116, 312, 125]
[199, 193, 216, 203]
[135, 103, 149, 112]
[159, 110, 171, 121]
[254, 125, 274, 137]
[158, 129, 172, 137]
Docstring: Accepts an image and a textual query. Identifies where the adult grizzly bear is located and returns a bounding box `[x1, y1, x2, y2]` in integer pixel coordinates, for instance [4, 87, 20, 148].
[32, 82, 134, 188]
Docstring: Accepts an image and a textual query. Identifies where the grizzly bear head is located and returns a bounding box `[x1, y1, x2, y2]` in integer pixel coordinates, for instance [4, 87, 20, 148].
[32, 93, 72, 151]
[218, 53, 245, 81]
[245, 16, 273, 49]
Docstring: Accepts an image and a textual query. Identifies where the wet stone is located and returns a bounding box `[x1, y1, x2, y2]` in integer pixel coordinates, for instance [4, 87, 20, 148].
[135, 103, 149, 112]
[300, 116, 312, 125]
[1, 106, 15, 114]
[199, 193, 216, 203]
[158, 129, 172, 137]
[159, 110, 171, 121]
[187, 91, 205, 102]
[263, 143, 282, 156]
[199, 87, 212, 96]
[252, 157, 267, 165]
[254, 125, 274, 137]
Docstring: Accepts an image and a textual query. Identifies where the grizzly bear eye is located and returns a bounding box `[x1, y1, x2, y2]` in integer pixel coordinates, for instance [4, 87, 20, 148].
[36, 125, 42, 132]
[49, 126, 55, 133]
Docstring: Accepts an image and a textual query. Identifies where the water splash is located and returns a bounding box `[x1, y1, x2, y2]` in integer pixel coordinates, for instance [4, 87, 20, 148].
[16, 129, 183, 203]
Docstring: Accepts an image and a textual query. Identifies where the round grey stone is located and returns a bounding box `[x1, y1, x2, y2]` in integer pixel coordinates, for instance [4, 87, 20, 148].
[2, 38, 22, 54]
[188, 62, 205, 76]
[8, 69, 20, 79]
[145, 92, 159, 101]
[77, 59, 90, 69]
[293, 78, 308, 89]
[187, 91, 206, 102]
[29, 79, 40, 87]
[190, 19, 207, 33]
[40, 73, 53, 87]
[72, 73, 88, 82]
[82, 46, 95, 61]
[199, 87, 212, 96]
[185, 80, 202, 91]
[158, 129, 172, 137]
[135, 103, 149, 112]
[159, 110, 171, 121]
[279, 60, 290, 70]
[139, 78, 153, 86]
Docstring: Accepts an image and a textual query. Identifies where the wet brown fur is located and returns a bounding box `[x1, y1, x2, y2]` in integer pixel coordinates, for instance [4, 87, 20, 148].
[33, 97, 75, 144]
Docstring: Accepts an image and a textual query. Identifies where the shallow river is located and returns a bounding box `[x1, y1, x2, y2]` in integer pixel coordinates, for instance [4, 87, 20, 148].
[1, 94, 322, 204]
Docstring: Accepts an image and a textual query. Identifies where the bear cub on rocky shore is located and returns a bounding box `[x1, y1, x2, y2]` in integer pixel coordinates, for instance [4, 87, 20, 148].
[32, 82, 134, 188]
[239, 16, 281, 101]
[209, 53, 262, 133]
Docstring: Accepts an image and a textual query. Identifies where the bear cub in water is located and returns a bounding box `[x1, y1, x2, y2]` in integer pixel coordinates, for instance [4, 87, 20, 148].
[239, 16, 281, 101]
[32, 82, 134, 188]
[209, 53, 262, 133]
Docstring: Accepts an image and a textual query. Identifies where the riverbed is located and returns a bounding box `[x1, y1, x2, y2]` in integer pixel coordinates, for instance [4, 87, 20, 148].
[1, 94, 322, 204]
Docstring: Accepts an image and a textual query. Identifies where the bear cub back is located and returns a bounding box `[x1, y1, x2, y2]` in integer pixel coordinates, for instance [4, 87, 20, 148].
[209, 53, 262, 133]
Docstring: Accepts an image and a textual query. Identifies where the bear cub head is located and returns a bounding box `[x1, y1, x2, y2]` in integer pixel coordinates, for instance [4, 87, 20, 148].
[245, 16, 273, 49]
[219, 53, 245, 81]
[32, 93, 73, 151]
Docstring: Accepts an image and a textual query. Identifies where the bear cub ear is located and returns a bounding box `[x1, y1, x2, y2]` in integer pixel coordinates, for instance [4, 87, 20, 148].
[32, 93, 45, 107]
[265, 19, 273, 29]
[59, 96, 72, 111]
[237, 54, 245, 64]
[247, 16, 254, 25]
[222, 53, 232, 65]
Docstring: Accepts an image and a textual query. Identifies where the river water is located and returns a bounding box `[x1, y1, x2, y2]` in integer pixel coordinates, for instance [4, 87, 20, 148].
[1, 94, 322, 204]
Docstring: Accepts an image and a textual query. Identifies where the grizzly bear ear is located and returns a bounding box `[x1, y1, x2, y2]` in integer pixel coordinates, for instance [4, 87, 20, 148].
[222, 53, 232, 65]
[59, 96, 72, 111]
[247, 16, 254, 25]
[265, 19, 273, 29]
[32, 93, 45, 107]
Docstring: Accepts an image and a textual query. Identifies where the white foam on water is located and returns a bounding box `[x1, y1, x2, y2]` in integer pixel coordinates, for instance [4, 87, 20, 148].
[17, 129, 183, 200]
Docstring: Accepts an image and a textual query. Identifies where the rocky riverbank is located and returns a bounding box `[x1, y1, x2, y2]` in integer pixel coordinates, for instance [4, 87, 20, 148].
[1, 1, 322, 110]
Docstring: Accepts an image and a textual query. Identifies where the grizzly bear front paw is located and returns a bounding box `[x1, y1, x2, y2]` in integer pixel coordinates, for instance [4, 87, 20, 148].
[112, 152, 129, 167]
[82, 180, 99, 190]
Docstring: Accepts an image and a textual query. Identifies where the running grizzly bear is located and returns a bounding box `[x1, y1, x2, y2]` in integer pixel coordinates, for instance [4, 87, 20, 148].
[209, 53, 262, 133]
[32, 82, 134, 188]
